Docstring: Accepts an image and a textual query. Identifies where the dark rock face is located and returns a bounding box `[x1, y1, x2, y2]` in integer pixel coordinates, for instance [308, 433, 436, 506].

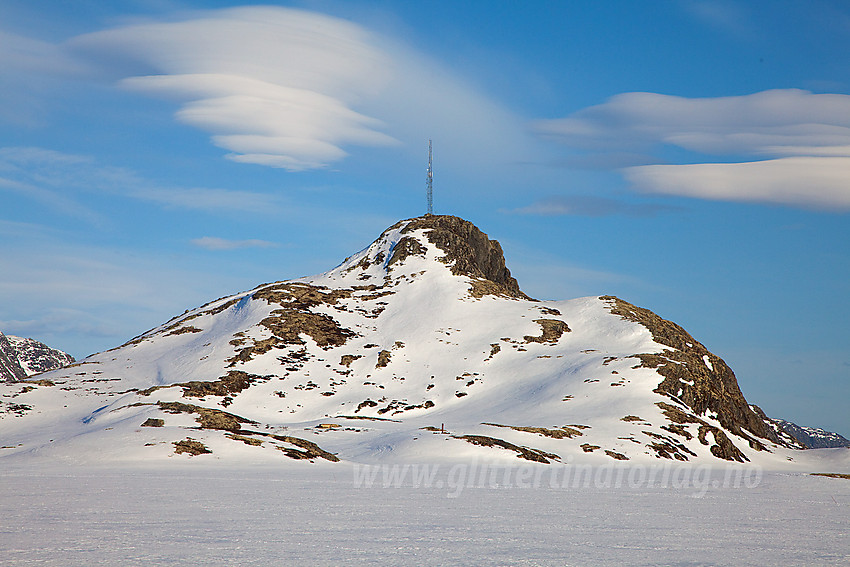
[601, 296, 798, 458]
[0, 332, 75, 381]
[772, 419, 850, 449]
[15, 337, 75, 375]
[0, 333, 28, 383]
[400, 215, 528, 299]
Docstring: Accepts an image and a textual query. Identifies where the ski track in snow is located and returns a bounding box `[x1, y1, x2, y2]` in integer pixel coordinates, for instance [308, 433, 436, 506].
[0, 466, 847, 566]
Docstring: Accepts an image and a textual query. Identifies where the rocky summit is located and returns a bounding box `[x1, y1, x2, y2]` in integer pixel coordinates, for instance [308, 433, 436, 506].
[0, 215, 819, 465]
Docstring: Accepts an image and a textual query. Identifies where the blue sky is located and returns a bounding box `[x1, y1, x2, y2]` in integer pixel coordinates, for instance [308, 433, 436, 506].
[1, 0, 848, 436]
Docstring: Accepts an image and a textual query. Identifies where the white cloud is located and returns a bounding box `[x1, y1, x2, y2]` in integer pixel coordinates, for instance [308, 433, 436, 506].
[68, 7, 399, 172]
[534, 89, 850, 210]
[625, 157, 850, 210]
[122, 73, 398, 171]
[67, 6, 533, 175]
[191, 237, 279, 251]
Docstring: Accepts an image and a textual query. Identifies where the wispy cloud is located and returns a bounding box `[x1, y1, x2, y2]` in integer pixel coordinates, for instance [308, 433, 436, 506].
[534, 89, 850, 210]
[140, 186, 281, 214]
[509, 195, 680, 217]
[0, 29, 92, 126]
[0, 175, 103, 224]
[0, 220, 257, 356]
[534, 89, 850, 156]
[0, 29, 88, 76]
[508, 258, 648, 302]
[191, 236, 279, 251]
[0, 146, 283, 216]
[0, 308, 123, 343]
[67, 6, 533, 175]
[680, 0, 755, 39]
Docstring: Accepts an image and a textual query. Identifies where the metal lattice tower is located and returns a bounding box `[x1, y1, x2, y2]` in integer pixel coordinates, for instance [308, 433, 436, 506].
[426, 139, 433, 215]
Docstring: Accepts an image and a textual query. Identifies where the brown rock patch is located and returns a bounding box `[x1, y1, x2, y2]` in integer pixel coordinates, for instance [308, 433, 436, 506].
[483, 423, 583, 439]
[376, 350, 391, 368]
[340, 354, 362, 367]
[157, 401, 255, 432]
[173, 438, 211, 456]
[524, 319, 570, 344]
[453, 434, 559, 463]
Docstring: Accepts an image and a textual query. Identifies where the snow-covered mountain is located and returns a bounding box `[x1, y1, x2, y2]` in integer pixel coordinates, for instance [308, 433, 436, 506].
[0, 331, 74, 382]
[0, 333, 27, 383]
[771, 419, 850, 449]
[0, 215, 838, 467]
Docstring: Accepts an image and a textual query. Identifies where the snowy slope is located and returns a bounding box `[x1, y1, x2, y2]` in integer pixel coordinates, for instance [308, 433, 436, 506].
[0, 215, 845, 471]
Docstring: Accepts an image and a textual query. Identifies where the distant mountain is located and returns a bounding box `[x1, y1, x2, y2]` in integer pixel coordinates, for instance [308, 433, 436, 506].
[771, 418, 850, 449]
[0, 333, 27, 383]
[0, 215, 824, 466]
[0, 331, 74, 382]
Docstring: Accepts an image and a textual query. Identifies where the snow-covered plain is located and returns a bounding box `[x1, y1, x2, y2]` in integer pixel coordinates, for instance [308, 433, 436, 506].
[1, 463, 848, 566]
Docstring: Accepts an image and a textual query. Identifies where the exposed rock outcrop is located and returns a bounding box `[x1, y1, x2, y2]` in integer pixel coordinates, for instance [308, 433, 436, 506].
[399, 215, 529, 299]
[601, 296, 794, 455]
[0, 333, 27, 383]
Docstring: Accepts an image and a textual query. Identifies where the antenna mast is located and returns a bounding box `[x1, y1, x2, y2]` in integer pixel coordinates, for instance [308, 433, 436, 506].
[426, 139, 433, 215]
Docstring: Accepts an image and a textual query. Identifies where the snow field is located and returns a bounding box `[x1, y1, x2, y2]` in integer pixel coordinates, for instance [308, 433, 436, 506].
[0, 465, 847, 566]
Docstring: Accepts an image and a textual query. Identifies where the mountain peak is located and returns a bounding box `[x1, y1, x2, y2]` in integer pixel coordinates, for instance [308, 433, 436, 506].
[0, 332, 27, 383]
[327, 215, 527, 299]
[400, 215, 527, 298]
[0, 331, 74, 382]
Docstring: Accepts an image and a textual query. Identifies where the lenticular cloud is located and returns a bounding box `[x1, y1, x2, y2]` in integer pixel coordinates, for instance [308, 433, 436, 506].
[624, 157, 850, 209]
[70, 7, 398, 171]
[122, 73, 395, 171]
[535, 89, 850, 210]
[66, 5, 534, 178]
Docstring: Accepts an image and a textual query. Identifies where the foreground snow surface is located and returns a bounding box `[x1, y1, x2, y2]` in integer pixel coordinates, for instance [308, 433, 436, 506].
[1, 464, 848, 566]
